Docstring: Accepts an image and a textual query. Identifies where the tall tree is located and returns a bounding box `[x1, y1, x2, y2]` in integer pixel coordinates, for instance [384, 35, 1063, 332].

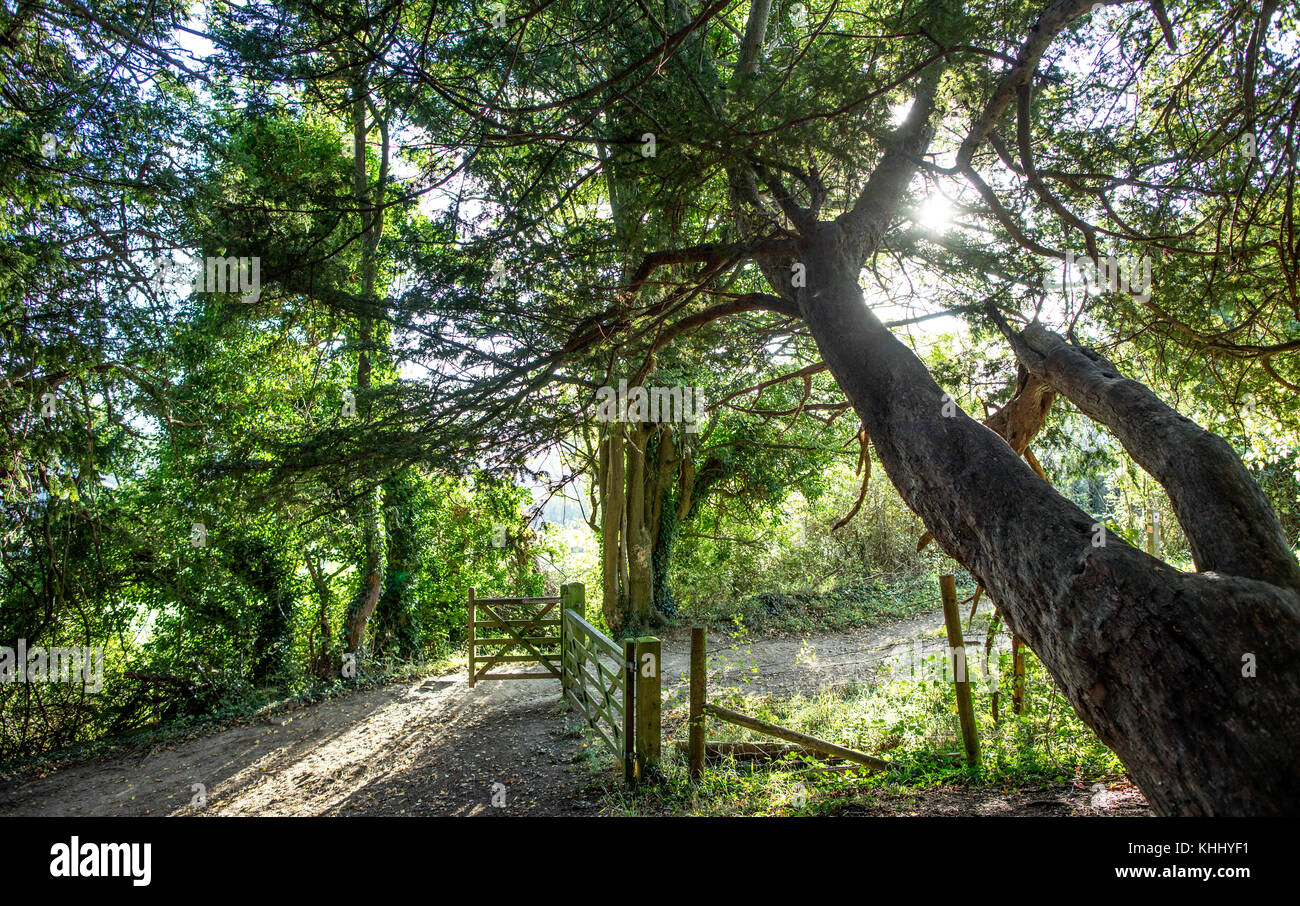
[423, 0, 1300, 814]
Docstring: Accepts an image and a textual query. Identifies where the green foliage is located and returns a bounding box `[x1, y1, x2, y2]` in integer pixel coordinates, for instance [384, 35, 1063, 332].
[670, 460, 941, 630]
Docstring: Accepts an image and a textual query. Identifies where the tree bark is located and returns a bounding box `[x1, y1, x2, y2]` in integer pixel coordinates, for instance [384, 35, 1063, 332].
[982, 366, 1055, 458]
[795, 230, 1300, 815]
[600, 422, 626, 629]
[304, 550, 337, 679]
[648, 427, 680, 617]
[625, 424, 654, 623]
[999, 320, 1300, 592]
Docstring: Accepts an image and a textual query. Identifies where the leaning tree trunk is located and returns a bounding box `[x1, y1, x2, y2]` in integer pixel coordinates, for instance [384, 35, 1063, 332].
[796, 227, 1300, 815]
[999, 320, 1300, 592]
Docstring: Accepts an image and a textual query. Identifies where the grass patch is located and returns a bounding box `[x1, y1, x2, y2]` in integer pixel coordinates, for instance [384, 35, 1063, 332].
[607, 642, 1123, 816]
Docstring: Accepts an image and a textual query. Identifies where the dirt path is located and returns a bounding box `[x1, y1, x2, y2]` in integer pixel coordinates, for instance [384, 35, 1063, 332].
[0, 673, 596, 817]
[659, 610, 949, 702]
[0, 611, 1147, 816]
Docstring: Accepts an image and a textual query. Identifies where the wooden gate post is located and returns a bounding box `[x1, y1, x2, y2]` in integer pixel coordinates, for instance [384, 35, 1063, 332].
[559, 583, 584, 694]
[467, 587, 476, 688]
[689, 627, 706, 780]
[940, 574, 980, 767]
[622, 639, 637, 785]
[634, 637, 661, 777]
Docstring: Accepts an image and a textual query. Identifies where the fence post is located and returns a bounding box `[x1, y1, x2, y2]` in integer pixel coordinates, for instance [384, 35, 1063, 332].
[689, 627, 706, 780]
[623, 639, 637, 785]
[467, 587, 476, 688]
[940, 574, 980, 767]
[634, 636, 661, 777]
[1012, 634, 1026, 715]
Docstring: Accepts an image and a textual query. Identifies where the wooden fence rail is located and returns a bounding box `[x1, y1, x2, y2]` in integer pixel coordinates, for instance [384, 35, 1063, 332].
[703, 702, 891, 771]
[688, 626, 889, 779]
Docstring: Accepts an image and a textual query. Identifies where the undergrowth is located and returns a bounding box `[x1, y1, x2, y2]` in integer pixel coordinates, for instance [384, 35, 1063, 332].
[598, 639, 1124, 816]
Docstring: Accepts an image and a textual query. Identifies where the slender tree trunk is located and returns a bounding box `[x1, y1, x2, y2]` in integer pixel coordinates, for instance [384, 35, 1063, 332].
[648, 428, 680, 616]
[626, 424, 654, 622]
[593, 117, 641, 632]
[344, 75, 388, 653]
[304, 551, 336, 679]
[600, 422, 626, 629]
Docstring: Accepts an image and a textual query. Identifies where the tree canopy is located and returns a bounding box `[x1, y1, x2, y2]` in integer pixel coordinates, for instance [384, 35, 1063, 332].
[2, 0, 1299, 815]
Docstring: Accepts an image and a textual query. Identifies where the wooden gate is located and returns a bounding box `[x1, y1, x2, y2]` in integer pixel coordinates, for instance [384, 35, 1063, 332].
[466, 588, 561, 686]
[560, 588, 634, 782]
[466, 582, 660, 784]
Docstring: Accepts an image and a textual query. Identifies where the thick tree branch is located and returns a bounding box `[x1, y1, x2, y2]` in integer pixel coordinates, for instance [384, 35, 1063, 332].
[955, 0, 1120, 170]
[993, 310, 1300, 592]
[624, 239, 798, 296]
